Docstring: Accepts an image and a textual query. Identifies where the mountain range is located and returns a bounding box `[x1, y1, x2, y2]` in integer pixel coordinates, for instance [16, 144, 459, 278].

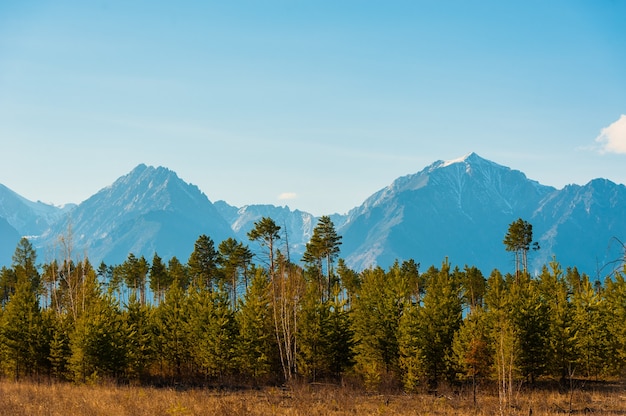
[1, 153, 624, 277]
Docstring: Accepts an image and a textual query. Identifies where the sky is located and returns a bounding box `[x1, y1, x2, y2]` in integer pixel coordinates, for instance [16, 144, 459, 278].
[0, 1, 625, 216]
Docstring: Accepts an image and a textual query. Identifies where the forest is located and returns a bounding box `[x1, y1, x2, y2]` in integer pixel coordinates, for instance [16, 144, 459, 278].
[1, 215, 625, 408]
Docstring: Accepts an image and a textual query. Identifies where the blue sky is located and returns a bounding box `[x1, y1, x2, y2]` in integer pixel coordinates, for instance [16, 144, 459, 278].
[1, 1, 625, 216]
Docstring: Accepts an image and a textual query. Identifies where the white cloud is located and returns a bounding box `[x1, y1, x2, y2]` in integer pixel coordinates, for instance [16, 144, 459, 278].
[595, 115, 626, 154]
[278, 192, 297, 200]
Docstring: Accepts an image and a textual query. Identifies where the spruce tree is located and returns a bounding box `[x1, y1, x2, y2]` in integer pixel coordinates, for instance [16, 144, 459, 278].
[1, 276, 45, 378]
[123, 293, 155, 380]
[69, 294, 126, 382]
[188, 234, 219, 290]
[190, 286, 238, 380]
[149, 253, 170, 305]
[399, 261, 462, 389]
[236, 269, 275, 381]
[153, 282, 193, 378]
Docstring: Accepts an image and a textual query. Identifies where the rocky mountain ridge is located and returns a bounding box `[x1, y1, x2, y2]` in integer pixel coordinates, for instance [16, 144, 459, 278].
[1, 154, 624, 277]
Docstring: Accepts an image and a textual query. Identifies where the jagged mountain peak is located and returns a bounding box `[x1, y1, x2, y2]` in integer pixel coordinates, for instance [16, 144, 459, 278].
[92, 164, 210, 215]
[352, 152, 548, 216]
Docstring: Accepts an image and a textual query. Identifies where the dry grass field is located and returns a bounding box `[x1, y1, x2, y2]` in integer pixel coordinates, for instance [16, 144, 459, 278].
[0, 379, 625, 415]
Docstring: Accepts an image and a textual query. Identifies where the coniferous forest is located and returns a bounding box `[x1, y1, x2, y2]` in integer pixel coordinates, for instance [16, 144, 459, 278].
[1, 216, 625, 406]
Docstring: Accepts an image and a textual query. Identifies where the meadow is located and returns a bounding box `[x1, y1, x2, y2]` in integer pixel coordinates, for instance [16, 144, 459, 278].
[0, 379, 625, 415]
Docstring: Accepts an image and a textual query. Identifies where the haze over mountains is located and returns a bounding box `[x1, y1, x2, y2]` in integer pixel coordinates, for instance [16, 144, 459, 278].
[1, 153, 624, 277]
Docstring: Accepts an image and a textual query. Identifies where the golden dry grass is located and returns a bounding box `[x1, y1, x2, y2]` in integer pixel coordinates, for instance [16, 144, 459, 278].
[0, 380, 625, 415]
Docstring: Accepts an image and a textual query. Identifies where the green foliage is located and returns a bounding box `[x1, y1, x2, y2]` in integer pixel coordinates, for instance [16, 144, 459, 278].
[236, 270, 275, 380]
[69, 294, 126, 382]
[352, 264, 414, 387]
[503, 218, 539, 276]
[1, 277, 46, 378]
[153, 283, 193, 377]
[302, 216, 342, 301]
[123, 293, 154, 380]
[399, 261, 462, 389]
[187, 235, 219, 290]
[149, 253, 171, 305]
[247, 217, 281, 277]
[217, 237, 253, 310]
[0, 221, 624, 394]
[190, 287, 238, 379]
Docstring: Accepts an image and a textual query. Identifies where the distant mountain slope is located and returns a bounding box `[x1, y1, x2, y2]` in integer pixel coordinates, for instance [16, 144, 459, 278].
[1, 156, 624, 277]
[37, 164, 234, 265]
[0, 217, 20, 266]
[0, 183, 73, 236]
[532, 178, 626, 277]
[339, 152, 555, 273]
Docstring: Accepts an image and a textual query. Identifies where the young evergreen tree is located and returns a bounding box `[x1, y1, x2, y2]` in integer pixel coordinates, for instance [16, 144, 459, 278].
[452, 307, 491, 405]
[399, 261, 462, 389]
[187, 234, 219, 290]
[123, 293, 155, 381]
[571, 275, 611, 379]
[69, 293, 126, 382]
[537, 259, 576, 381]
[352, 265, 413, 388]
[325, 291, 355, 379]
[337, 259, 360, 308]
[190, 286, 238, 380]
[1, 275, 45, 379]
[153, 282, 193, 379]
[509, 273, 549, 384]
[119, 254, 150, 305]
[149, 253, 170, 305]
[0, 266, 16, 306]
[217, 238, 253, 310]
[297, 282, 332, 381]
[47, 309, 72, 380]
[12, 237, 41, 295]
[604, 268, 626, 375]
[236, 268, 276, 381]
[168, 256, 190, 290]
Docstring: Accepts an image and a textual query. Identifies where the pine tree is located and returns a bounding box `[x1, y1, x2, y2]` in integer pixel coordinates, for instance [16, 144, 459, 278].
[48, 310, 72, 380]
[12, 237, 41, 295]
[399, 261, 462, 389]
[218, 238, 253, 310]
[168, 256, 190, 290]
[119, 254, 150, 305]
[153, 282, 193, 379]
[509, 273, 549, 384]
[297, 282, 331, 380]
[352, 265, 413, 388]
[236, 269, 276, 381]
[68, 293, 126, 382]
[190, 287, 238, 380]
[123, 293, 154, 380]
[247, 217, 281, 279]
[603, 268, 626, 375]
[302, 216, 342, 301]
[571, 275, 611, 378]
[1, 276, 46, 378]
[0, 266, 16, 306]
[149, 253, 170, 305]
[188, 234, 219, 290]
[453, 307, 491, 405]
[537, 259, 576, 381]
[503, 218, 539, 278]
